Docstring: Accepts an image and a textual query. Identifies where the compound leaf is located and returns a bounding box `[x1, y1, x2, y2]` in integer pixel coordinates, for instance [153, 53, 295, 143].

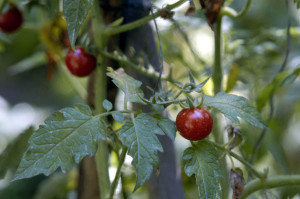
[183, 140, 223, 199]
[13, 104, 108, 181]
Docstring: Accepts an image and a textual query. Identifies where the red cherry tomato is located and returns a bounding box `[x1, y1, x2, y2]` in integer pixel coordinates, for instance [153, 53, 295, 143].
[0, 5, 23, 33]
[65, 47, 96, 77]
[176, 107, 213, 141]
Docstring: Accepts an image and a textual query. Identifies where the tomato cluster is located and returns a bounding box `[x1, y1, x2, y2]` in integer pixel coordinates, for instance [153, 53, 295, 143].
[0, 5, 23, 33]
[176, 107, 213, 141]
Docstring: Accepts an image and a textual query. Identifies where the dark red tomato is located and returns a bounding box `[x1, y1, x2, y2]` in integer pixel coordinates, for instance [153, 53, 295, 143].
[0, 6, 23, 33]
[176, 107, 213, 141]
[65, 47, 96, 77]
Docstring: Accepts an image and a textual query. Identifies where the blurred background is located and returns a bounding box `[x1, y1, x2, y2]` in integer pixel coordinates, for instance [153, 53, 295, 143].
[0, 0, 300, 198]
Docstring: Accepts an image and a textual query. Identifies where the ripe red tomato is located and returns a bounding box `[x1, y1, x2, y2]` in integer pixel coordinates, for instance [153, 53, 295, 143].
[176, 107, 213, 141]
[65, 47, 96, 77]
[0, 5, 23, 33]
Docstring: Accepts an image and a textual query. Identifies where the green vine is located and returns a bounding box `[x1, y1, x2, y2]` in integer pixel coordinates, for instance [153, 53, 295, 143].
[104, 0, 187, 36]
[92, 0, 110, 198]
[221, 0, 252, 18]
[109, 146, 128, 199]
[241, 175, 300, 199]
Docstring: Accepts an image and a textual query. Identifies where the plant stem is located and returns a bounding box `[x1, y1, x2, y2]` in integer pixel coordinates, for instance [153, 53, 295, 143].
[99, 50, 170, 81]
[212, 17, 223, 94]
[109, 146, 128, 199]
[104, 0, 187, 36]
[94, 66, 110, 199]
[240, 175, 300, 199]
[92, 1, 110, 198]
[210, 141, 265, 179]
[221, 0, 252, 19]
[211, 16, 227, 197]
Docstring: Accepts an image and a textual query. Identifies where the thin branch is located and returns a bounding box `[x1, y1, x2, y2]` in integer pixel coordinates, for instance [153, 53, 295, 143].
[170, 18, 209, 69]
[210, 141, 265, 179]
[279, 15, 291, 72]
[109, 146, 128, 199]
[241, 175, 300, 199]
[104, 0, 187, 36]
[247, 97, 274, 181]
[149, 6, 164, 96]
[221, 0, 252, 19]
[99, 50, 170, 81]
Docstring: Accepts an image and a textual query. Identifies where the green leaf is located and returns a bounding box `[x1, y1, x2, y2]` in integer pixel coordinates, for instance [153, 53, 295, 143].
[256, 72, 289, 112]
[13, 104, 108, 181]
[203, 92, 267, 129]
[119, 113, 164, 190]
[107, 67, 145, 104]
[280, 68, 300, 87]
[8, 51, 47, 75]
[196, 77, 210, 90]
[102, 99, 113, 111]
[157, 117, 176, 140]
[183, 140, 223, 199]
[109, 17, 124, 27]
[63, 0, 93, 48]
[225, 64, 239, 93]
[189, 71, 196, 84]
[112, 111, 124, 123]
[0, 127, 34, 179]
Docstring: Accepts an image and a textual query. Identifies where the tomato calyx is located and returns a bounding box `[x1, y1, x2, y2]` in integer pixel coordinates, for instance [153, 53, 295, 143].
[179, 94, 204, 110]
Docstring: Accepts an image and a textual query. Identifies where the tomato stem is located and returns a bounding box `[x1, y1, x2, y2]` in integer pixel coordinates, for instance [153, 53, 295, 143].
[209, 141, 265, 179]
[92, 1, 110, 198]
[103, 0, 187, 36]
[241, 175, 300, 199]
[109, 146, 128, 199]
[220, 0, 252, 19]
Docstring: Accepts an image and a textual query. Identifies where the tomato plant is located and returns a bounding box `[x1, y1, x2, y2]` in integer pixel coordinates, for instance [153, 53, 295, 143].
[0, 4, 23, 33]
[0, 0, 300, 199]
[65, 47, 96, 77]
[176, 107, 213, 141]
